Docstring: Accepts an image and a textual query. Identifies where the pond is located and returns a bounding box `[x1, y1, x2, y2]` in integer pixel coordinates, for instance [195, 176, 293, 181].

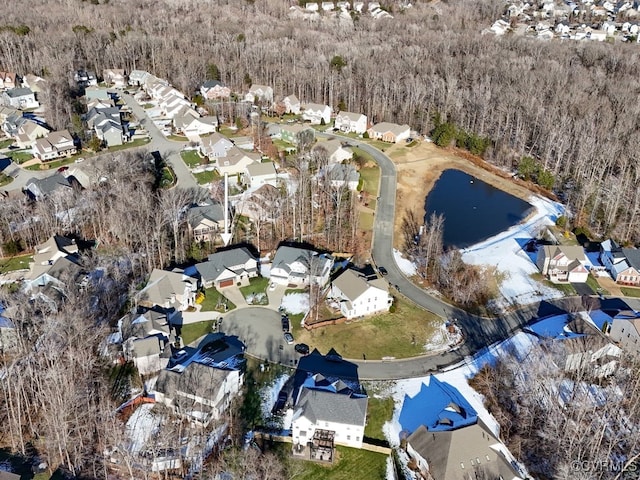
[424, 169, 533, 249]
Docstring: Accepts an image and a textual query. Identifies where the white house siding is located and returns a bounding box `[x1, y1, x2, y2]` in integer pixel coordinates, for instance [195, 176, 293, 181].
[292, 416, 365, 449]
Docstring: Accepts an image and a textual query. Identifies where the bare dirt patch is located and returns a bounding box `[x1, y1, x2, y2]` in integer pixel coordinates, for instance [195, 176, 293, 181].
[389, 141, 553, 249]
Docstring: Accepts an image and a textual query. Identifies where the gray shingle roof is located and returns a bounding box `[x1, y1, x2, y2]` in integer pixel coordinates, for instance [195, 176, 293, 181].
[296, 388, 367, 427]
[156, 361, 229, 402]
[195, 247, 257, 283]
[622, 248, 640, 271]
[187, 203, 225, 229]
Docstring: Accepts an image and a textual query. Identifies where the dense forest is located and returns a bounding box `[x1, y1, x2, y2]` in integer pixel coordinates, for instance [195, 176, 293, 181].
[1, 0, 640, 242]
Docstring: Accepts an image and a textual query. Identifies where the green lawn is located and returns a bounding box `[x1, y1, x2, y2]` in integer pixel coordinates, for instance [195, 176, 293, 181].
[160, 166, 175, 189]
[621, 287, 640, 298]
[364, 396, 394, 441]
[200, 287, 236, 312]
[543, 279, 577, 295]
[587, 274, 608, 295]
[167, 134, 189, 142]
[0, 173, 12, 187]
[359, 165, 381, 197]
[292, 296, 441, 360]
[181, 150, 203, 168]
[194, 169, 221, 185]
[180, 319, 216, 346]
[240, 276, 270, 305]
[0, 254, 32, 273]
[363, 139, 390, 151]
[291, 446, 387, 480]
[106, 137, 151, 152]
[0, 138, 14, 149]
[7, 150, 33, 164]
[218, 126, 240, 137]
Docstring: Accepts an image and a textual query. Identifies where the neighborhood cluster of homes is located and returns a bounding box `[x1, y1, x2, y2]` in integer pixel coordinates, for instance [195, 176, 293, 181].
[487, 0, 640, 41]
[536, 237, 640, 287]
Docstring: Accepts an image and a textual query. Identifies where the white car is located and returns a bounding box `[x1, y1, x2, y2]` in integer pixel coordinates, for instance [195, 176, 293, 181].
[269, 282, 277, 291]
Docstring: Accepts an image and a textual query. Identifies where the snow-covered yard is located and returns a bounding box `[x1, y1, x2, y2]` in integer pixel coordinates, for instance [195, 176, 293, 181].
[280, 292, 309, 315]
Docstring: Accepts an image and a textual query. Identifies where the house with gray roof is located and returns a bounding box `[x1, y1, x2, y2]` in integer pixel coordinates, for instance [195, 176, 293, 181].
[406, 420, 525, 480]
[195, 246, 258, 289]
[128, 335, 170, 375]
[312, 138, 352, 164]
[326, 163, 359, 191]
[32, 129, 76, 161]
[270, 245, 333, 287]
[200, 79, 231, 100]
[367, 122, 410, 143]
[199, 132, 234, 159]
[329, 268, 391, 319]
[2, 87, 38, 110]
[283, 94, 301, 114]
[536, 245, 588, 283]
[137, 268, 198, 311]
[600, 239, 640, 286]
[24, 234, 82, 289]
[24, 174, 74, 201]
[334, 111, 367, 134]
[291, 384, 368, 451]
[187, 202, 226, 243]
[302, 103, 332, 125]
[243, 161, 278, 189]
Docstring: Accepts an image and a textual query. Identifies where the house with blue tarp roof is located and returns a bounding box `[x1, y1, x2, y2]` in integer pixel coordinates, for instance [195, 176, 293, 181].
[398, 377, 477, 436]
[525, 314, 585, 340]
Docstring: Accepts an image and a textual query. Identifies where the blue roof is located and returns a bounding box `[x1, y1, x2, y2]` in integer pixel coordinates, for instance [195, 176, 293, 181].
[398, 377, 478, 435]
[588, 310, 612, 330]
[526, 314, 584, 340]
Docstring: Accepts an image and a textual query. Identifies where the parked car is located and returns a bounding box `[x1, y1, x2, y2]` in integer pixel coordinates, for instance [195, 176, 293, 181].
[378, 266, 388, 276]
[281, 315, 290, 332]
[294, 343, 310, 355]
[269, 282, 277, 291]
[284, 332, 294, 344]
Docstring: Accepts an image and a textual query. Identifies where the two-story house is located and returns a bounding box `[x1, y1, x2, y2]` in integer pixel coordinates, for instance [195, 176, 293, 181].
[2, 87, 39, 110]
[600, 239, 640, 286]
[334, 111, 367, 134]
[136, 269, 199, 312]
[102, 68, 127, 88]
[245, 84, 274, 104]
[270, 245, 333, 286]
[312, 138, 352, 164]
[187, 202, 226, 243]
[536, 245, 588, 283]
[199, 133, 235, 159]
[329, 268, 392, 318]
[280, 124, 315, 147]
[302, 103, 332, 125]
[200, 80, 231, 100]
[243, 161, 278, 189]
[283, 94, 301, 114]
[32, 130, 76, 161]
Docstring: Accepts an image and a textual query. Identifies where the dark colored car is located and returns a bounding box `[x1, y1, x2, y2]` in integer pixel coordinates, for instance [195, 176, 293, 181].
[284, 332, 294, 344]
[281, 315, 290, 332]
[294, 343, 310, 355]
[378, 266, 388, 276]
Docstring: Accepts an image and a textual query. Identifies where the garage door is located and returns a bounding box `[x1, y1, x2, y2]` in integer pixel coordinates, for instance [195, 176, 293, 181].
[218, 279, 234, 288]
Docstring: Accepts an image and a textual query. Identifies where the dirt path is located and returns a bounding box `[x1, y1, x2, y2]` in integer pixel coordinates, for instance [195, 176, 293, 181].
[386, 140, 549, 249]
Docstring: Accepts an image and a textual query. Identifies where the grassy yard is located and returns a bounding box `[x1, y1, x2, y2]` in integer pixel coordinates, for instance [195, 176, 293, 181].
[358, 211, 374, 231]
[167, 134, 189, 142]
[0, 254, 32, 273]
[106, 137, 151, 152]
[159, 166, 175, 189]
[180, 319, 216, 346]
[194, 169, 221, 185]
[364, 396, 394, 442]
[544, 279, 577, 295]
[0, 138, 14, 148]
[181, 150, 203, 168]
[200, 287, 236, 312]
[0, 173, 12, 187]
[363, 139, 391, 151]
[240, 276, 270, 305]
[621, 287, 640, 298]
[292, 296, 441, 360]
[7, 150, 33, 164]
[359, 165, 380, 198]
[587, 274, 609, 295]
[291, 446, 387, 480]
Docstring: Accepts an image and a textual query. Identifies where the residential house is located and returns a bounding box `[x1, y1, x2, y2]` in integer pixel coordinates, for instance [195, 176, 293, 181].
[74, 69, 98, 87]
[215, 147, 260, 176]
[329, 268, 392, 318]
[302, 103, 332, 125]
[187, 202, 226, 243]
[87, 107, 125, 147]
[174, 114, 217, 140]
[32, 130, 76, 161]
[0, 71, 18, 90]
[0, 105, 18, 124]
[14, 119, 49, 149]
[162, 95, 196, 119]
[291, 376, 368, 453]
[199, 133, 234, 159]
[536, 245, 588, 283]
[200, 80, 231, 100]
[280, 124, 315, 147]
[283, 94, 301, 114]
[102, 68, 127, 88]
[232, 135, 254, 151]
[321, 1, 335, 11]
[128, 69, 150, 87]
[600, 239, 640, 286]
[137, 269, 199, 312]
[154, 334, 245, 425]
[326, 163, 359, 190]
[367, 122, 410, 143]
[2, 87, 38, 110]
[86, 97, 115, 111]
[270, 245, 333, 286]
[312, 138, 352, 164]
[609, 315, 640, 354]
[24, 235, 82, 289]
[23, 174, 74, 201]
[406, 421, 524, 480]
[245, 84, 274, 104]
[195, 246, 258, 289]
[85, 86, 110, 101]
[334, 111, 367, 134]
[22, 73, 47, 93]
[243, 161, 278, 189]
[128, 335, 170, 375]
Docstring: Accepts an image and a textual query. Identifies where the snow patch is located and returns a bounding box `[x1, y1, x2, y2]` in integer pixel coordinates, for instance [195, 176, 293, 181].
[126, 403, 161, 453]
[280, 292, 309, 315]
[393, 249, 417, 276]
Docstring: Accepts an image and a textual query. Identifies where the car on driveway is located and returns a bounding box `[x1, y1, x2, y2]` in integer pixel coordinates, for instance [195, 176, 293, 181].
[269, 282, 277, 291]
[294, 343, 310, 355]
[283, 332, 294, 344]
